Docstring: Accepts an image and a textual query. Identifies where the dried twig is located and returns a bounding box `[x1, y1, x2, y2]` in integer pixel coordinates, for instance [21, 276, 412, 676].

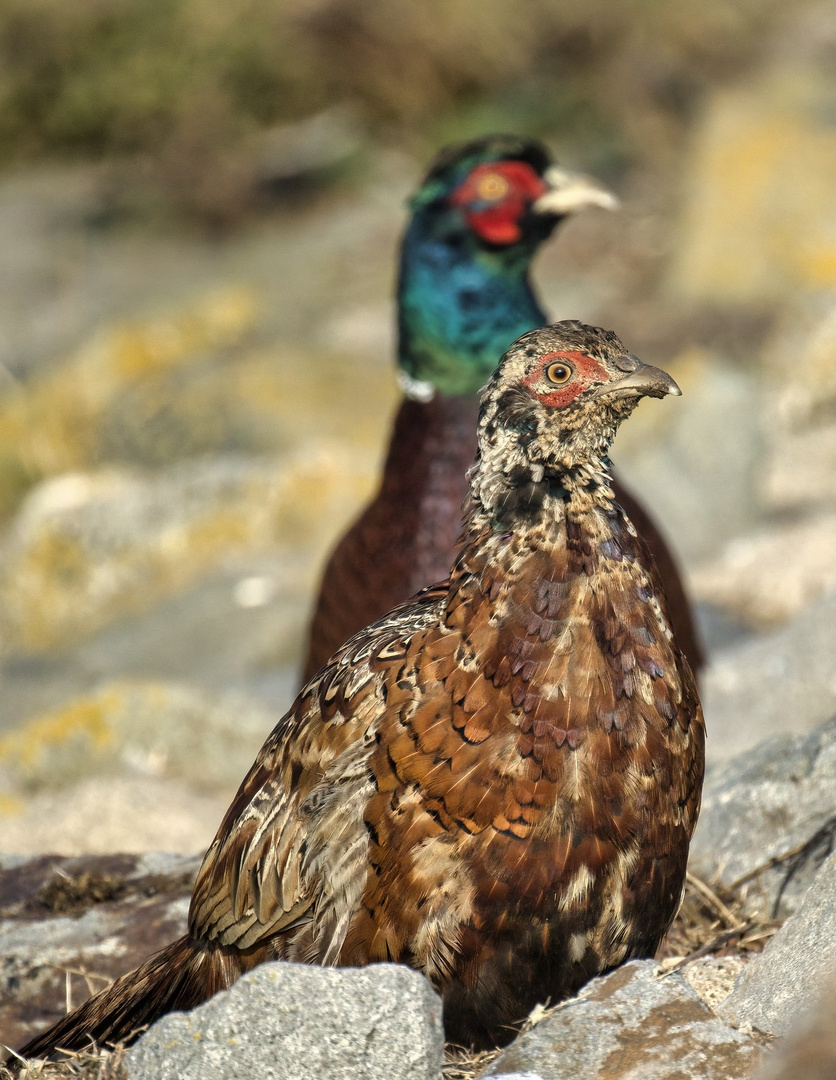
[658, 924, 751, 976]
[771, 816, 836, 917]
[685, 871, 746, 929]
[729, 815, 836, 896]
[442, 1044, 502, 1080]
[0, 1041, 128, 1080]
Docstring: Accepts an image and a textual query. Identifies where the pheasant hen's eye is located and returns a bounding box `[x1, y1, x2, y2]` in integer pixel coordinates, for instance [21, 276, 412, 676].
[475, 173, 509, 201]
[545, 361, 573, 385]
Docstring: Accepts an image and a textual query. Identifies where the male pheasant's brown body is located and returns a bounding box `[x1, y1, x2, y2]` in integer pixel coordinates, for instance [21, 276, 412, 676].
[303, 395, 479, 683]
[18, 322, 704, 1060]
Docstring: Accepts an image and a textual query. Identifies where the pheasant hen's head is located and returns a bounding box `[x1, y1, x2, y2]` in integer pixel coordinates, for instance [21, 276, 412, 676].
[410, 134, 617, 257]
[473, 321, 680, 513]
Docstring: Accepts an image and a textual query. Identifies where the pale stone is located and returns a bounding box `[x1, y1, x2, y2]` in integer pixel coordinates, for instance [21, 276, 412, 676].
[764, 425, 836, 512]
[690, 516, 836, 627]
[479, 961, 761, 1080]
[125, 962, 444, 1080]
[722, 853, 836, 1036]
[0, 775, 230, 856]
[680, 955, 747, 1011]
[762, 297, 836, 513]
[670, 68, 836, 305]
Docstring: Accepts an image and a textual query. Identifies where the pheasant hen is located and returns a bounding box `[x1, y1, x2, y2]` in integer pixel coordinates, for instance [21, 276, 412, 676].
[303, 134, 704, 682]
[19, 322, 704, 1058]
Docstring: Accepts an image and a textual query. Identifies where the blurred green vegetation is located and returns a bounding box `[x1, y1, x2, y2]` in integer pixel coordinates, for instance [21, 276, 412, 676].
[0, 0, 788, 219]
[0, 0, 317, 156]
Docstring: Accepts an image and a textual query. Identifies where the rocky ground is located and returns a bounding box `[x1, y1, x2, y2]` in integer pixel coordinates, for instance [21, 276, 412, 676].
[1, 14, 836, 1080]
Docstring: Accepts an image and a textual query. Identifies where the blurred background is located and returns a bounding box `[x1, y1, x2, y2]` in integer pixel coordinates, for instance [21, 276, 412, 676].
[0, 0, 834, 854]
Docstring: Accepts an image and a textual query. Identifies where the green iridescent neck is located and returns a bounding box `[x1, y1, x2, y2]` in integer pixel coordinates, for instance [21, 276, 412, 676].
[396, 215, 547, 398]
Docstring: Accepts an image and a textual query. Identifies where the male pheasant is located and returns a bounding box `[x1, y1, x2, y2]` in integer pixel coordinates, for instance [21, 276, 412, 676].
[302, 134, 704, 682]
[20, 322, 704, 1058]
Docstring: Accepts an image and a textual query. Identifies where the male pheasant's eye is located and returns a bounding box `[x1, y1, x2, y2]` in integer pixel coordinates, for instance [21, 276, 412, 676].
[545, 361, 573, 385]
[475, 172, 510, 201]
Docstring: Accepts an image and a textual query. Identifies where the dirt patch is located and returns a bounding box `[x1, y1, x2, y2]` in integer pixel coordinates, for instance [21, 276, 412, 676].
[33, 874, 128, 918]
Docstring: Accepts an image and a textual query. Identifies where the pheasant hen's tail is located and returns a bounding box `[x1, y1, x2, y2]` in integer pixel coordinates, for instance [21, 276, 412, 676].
[17, 934, 235, 1062]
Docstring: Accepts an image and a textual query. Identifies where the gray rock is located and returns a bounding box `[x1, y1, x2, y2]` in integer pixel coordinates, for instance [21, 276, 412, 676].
[614, 351, 762, 565]
[478, 960, 761, 1080]
[0, 851, 198, 1049]
[124, 961, 444, 1080]
[700, 591, 836, 764]
[689, 715, 836, 918]
[0, 452, 370, 656]
[691, 515, 836, 629]
[752, 973, 836, 1080]
[722, 852, 836, 1036]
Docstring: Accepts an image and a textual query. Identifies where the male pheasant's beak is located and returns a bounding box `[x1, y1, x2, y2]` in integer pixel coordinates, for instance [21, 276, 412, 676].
[532, 166, 619, 216]
[595, 361, 681, 400]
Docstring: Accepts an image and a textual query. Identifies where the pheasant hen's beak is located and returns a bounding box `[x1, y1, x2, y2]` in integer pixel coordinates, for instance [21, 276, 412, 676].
[595, 361, 681, 400]
[532, 166, 619, 216]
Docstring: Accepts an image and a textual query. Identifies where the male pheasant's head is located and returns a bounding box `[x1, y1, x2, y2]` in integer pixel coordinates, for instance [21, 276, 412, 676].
[410, 134, 617, 258]
[399, 135, 617, 398]
[473, 321, 679, 514]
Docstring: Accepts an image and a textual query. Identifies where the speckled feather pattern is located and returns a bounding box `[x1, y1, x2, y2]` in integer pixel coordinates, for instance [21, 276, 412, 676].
[200, 324, 704, 1046]
[19, 322, 703, 1058]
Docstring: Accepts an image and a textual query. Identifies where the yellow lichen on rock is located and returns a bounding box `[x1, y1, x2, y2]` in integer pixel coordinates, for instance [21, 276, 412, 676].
[0, 688, 119, 788]
[0, 285, 261, 482]
[0, 445, 378, 653]
[110, 286, 259, 380]
[671, 68, 836, 304]
[0, 679, 277, 813]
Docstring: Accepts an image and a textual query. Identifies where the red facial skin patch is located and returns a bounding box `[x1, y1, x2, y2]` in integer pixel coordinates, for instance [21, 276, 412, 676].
[523, 351, 608, 408]
[450, 161, 548, 246]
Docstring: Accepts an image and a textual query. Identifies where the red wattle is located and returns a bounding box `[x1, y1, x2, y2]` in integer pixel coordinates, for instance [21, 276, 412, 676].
[451, 160, 548, 247]
[465, 207, 523, 245]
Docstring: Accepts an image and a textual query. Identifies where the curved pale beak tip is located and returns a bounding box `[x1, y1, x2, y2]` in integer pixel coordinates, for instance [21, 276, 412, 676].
[533, 166, 620, 216]
[667, 379, 682, 397]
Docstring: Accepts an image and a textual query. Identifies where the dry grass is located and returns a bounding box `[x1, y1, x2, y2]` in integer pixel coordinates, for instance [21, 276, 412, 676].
[442, 1045, 503, 1080]
[0, 1045, 127, 1080]
[661, 871, 779, 966]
